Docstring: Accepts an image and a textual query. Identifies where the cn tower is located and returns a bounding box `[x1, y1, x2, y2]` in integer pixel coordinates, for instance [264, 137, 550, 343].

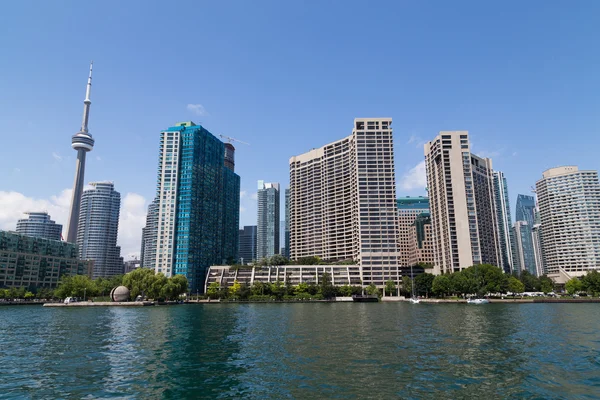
[65, 62, 95, 243]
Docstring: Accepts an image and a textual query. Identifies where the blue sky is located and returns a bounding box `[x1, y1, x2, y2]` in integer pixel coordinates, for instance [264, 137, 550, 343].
[1, 1, 599, 257]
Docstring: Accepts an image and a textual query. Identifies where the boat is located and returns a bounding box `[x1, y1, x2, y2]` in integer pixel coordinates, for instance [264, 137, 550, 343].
[467, 298, 489, 305]
[352, 295, 379, 302]
[409, 264, 420, 304]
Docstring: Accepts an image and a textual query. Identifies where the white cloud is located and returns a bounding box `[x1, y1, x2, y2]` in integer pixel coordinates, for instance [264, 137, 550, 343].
[512, 151, 518, 157]
[400, 160, 427, 191]
[240, 206, 246, 213]
[407, 134, 425, 148]
[240, 190, 247, 199]
[186, 103, 209, 116]
[13, 168, 21, 173]
[474, 149, 502, 159]
[52, 152, 63, 161]
[96, 156, 102, 161]
[251, 193, 258, 201]
[0, 189, 146, 260]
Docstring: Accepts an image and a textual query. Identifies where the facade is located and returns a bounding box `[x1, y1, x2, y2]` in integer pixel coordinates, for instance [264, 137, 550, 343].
[408, 212, 435, 267]
[424, 131, 501, 274]
[15, 212, 62, 241]
[289, 118, 400, 286]
[205, 264, 362, 291]
[492, 171, 514, 273]
[515, 194, 536, 227]
[77, 182, 123, 278]
[140, 199, 159, 269]
[256, 181, 280, 260]
[397, 197, 430, 267]
[66, 63, 96, 243]
[124, 259, 141, 274]
[536, 166, 600, 282]
[513, 221, 537, 276]
[238, 225, 257, 264]
[531, 224, 546, 276]
[152, 122, 240, 292]
[284, 188, 290, 259]
[0, 231, 92, 289]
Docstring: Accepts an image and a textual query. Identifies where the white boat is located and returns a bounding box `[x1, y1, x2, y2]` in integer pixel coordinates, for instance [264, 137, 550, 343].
[409, 265, 420, 304]
[409, 297, 420, 304]
[467, 298, 489, 305]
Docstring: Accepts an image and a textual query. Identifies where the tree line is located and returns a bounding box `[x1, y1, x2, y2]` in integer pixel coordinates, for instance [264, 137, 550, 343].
[565, 271, 600, 296]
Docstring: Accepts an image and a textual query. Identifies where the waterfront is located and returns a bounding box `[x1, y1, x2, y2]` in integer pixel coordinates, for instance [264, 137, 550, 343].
[1, 304, 599, 399]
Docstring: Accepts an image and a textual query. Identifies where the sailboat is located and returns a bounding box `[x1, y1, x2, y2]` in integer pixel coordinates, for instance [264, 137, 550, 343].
[409, 264, 420, 304]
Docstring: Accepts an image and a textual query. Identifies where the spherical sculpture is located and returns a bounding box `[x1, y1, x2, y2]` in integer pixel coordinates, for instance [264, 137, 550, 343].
[110, 286, 130, 302]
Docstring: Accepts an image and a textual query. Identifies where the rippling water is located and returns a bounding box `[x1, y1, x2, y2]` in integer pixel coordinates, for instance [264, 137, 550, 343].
[1, 303, 599, 399]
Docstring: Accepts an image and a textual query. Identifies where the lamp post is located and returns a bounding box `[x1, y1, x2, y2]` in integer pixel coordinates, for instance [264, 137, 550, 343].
[84, 287, 87, 302]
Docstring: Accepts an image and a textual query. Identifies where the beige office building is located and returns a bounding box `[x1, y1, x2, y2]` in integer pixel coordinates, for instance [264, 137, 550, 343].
[408, 212, 435, 267]
[535, 166, 600, 283]
[424, 131, 500, 275]
[289, 118, 400, 286]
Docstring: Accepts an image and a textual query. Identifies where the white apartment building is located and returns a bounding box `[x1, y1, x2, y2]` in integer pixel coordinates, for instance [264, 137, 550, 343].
[424, 131, 501, 274]
[289, 118, 400, 286]
[536, 166, 600, 282]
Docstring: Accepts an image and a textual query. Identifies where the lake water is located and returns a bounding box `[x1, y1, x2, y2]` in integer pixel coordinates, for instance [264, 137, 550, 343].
[1, 303, 599, 399]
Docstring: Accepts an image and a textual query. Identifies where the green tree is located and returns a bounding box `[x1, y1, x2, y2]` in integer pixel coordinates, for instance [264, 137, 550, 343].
[54, 275, 98, 299]
[338, 285, 353, 297]
[319, 273, 335, 299]
[24, 291, 35, 300]
[296, 256, 320, 265]
[508, 276, 525, 294]
[122, 268, 158, 299]
[270, 281, 284, 300]
[269, 254, 290, 266]
[384, 280, 397, 296]
[251, 281, 266, 296]
[365, 283, 380, 296]
[229, 280, 242, 299]
[518, 270, 540, 292]
[207, 282, 221, 299]
[414, 273, 435, 297]
[432, 275, 452, 297]
[539, 275, 555, 294]
[401, 276, 412, 297]
[581, 270, 600, 296]
[565, 278, 583, 295]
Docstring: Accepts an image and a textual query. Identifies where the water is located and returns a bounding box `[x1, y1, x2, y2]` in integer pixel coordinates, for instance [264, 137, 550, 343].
[1, 303, 600, 399]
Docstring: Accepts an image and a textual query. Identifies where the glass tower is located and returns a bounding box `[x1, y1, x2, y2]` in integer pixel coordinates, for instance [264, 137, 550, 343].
[77, 182, 123, 278]
[515, 194, 536, 227]
[238, 225, 257, 264]
[513, 221, 537, 276]
[257, 181, 280, 260]
[153, 122, 240, 292]
[493, 171, 514, 273]
[15, 212, 62, 241]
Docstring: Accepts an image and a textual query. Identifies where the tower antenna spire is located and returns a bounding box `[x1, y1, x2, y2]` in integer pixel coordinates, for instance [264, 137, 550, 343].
[81, 61, 93, 133]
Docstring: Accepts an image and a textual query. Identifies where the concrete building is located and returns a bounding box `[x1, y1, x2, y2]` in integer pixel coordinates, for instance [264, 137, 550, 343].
[238, 225, 257, 264]
[284, 188, 290, 259]
[151, 122, 240, 292]
[205, 264, 362, 291]
[15, 212, 62, 241]
[289, 118, 399, 286]
[124, 259, 141, 274]
[140, 199, 158, 269]
[77, 182, 123, 278]
[257, 181, 280, 260]
[536, 166, 600, 282]
[408, 212, 435, 267]
[513, 221, 537, 275]
[397, 197, 430, 267]
[0, 231, 92, 289]
[66, 63, 96, 243]
[424, 131, 501, 274]
[493, 171, 514, 273]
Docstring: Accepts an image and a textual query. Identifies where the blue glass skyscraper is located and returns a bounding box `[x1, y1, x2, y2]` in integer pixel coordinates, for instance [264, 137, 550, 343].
[515, 194, 536, 226]
[152, 122, 240, 292]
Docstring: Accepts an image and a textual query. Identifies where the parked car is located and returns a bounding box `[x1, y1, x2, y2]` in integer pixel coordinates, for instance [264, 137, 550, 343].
[64, 297, 78, 304]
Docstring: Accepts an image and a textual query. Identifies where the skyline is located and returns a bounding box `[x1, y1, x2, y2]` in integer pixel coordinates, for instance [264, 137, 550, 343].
[1, 1, 599, 259]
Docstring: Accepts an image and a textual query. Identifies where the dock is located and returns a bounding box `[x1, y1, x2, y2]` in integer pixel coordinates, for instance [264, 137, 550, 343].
[43, 301, 155, 307]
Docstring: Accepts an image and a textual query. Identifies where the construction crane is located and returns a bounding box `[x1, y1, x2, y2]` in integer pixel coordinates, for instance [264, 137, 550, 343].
[219, 134, 250, 146]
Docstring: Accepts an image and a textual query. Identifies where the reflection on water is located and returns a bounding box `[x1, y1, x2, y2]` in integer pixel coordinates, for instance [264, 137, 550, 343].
[1, 303, 599, 399]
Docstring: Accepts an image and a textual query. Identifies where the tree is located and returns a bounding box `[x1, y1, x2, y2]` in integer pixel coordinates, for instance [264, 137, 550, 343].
[54, 275, 98, 299]
[432, 275, 452, 297]
[401, 276, 412, 297]
[122, 268, 157, 300]
[229, 280, 242, 299]
[581, 270, 600, 296]
[384, 280, 397, 296]
[206, 282, 220, 299]
[269, 254, 290, 266]
[539, 275, 554, 294]
[565, 278, 583, 295]
[414, 273, 435, 297]
[24, 291, 35, 300]
[508, 276, 525, 294]
[319, 272, 335, 299]
[338, 285, 353, 297]
[365, 283, 380, 296]
[518, 270, 540, 292]
[296, 256, 320, 265]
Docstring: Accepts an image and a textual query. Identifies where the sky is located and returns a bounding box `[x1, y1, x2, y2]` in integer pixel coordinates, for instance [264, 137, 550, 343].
[1, 1, 599, 259]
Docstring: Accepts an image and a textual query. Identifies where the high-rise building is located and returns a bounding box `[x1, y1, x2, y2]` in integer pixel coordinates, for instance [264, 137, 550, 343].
[408, 212, 435, 267]
[512, 221, 537, 276]
[424, 131, 501, 275]
[257, 181, 280, 260]
[238, 225, 257, 264]
[140, 199, 158, 269]
[152, 122, 240, 292]
[66, 63, 95, 243]
[0, 231, 92, 289]
[397, 197, 430, 267]
[289, 118, 399, 286]
[77, 182, 123, 278]
[15, 212, 62, 241]
[536, 166, 600, 282]
[531, 224, 546, 276]
[124, 259, 141, 274]
[284, 188, 290, 259]
[493, 171, 514, 273]
[515, 194, 536, 227]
